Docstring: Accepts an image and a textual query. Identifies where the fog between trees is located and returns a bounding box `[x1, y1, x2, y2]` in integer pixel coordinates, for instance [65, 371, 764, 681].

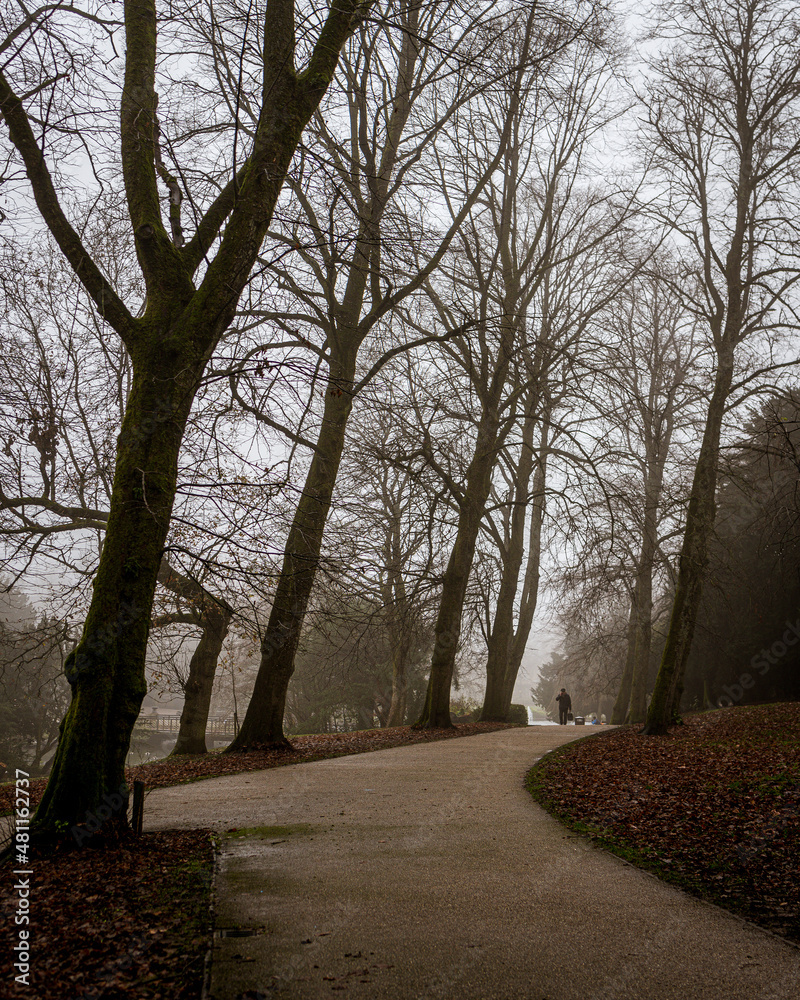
[1, 0, 799, 836]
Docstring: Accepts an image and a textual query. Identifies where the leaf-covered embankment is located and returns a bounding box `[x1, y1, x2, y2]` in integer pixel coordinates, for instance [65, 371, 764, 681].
[527, 704, 800, 943]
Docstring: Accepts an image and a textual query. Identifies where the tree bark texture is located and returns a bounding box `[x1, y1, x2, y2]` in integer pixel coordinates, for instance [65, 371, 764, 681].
[34, 360, 199, 836]
[643, 353, 734, 734]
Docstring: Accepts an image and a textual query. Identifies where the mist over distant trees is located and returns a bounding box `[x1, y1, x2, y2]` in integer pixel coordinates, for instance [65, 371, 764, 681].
[0, 588, 70, 777]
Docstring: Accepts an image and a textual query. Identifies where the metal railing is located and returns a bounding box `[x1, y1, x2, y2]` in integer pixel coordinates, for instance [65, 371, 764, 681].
[135, 715, 238, 736]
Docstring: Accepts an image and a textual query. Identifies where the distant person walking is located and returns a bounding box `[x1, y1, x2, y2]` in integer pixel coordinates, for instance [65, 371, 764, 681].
[556, 688, 572, 725]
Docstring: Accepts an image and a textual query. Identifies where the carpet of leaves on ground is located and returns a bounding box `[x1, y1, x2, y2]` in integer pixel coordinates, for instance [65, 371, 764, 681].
[0, 830, 212, 999]
[0, 722, 518, 815]
[528, 703, 800, 943]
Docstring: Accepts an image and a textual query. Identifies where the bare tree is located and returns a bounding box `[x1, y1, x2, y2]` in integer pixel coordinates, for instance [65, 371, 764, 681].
[415, 21, 633, 727]
[2, 0, 374, 835]
[226, 0, 550, 747]
[639, 0, 800, 733]
[479, 387, 552, 720]
[0, 248, 249, 755]
[601, 264, 708, 723]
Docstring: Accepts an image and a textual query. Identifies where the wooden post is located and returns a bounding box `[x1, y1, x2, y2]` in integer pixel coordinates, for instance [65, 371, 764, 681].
[132, 780, 145, 835]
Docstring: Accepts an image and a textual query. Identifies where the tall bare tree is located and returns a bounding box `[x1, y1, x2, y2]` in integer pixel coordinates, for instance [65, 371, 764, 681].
[1, 0, 380, 836]
[416, 20, 631, 727]
[639, 0, 800, 734]
[227, 0, 548, 747]
[603, 265, 707, 723]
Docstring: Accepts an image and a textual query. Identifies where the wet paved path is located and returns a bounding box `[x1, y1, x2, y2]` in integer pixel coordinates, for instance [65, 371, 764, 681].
[145, 726, 799, 999]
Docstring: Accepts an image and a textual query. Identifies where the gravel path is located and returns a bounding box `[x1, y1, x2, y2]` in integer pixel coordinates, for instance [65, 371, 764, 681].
[144, 726, 800, 999]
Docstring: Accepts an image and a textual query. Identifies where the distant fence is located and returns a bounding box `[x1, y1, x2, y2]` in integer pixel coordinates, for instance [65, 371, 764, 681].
[134, 715, 238, 737]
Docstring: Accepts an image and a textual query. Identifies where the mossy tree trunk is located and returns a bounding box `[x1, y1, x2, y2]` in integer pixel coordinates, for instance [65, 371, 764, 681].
[2, 0, 371, 836]
[35, 363, 200, 836]
[229, 352, 357, 748]
[627, 568, 654, 724]
[416, 408, 504, 728]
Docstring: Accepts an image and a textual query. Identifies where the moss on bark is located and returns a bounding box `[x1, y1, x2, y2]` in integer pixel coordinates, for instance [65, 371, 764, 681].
[34, 362, 197, 837]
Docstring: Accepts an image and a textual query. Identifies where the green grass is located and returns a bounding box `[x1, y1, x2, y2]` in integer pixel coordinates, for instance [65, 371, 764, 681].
[223, 823, 317, 839]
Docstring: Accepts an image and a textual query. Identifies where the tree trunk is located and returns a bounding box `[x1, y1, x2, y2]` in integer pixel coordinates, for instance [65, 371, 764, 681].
[386, 611, 412, 727]
[170, 605, 232, 755]
[229, 353, 356, 749]
[481, 402, 538, 722]
[384, 501, 413, 727]
[642, 352, 734, 734]
[415, 411, 501, 728]
[627, 592, 653, 724]
[610, 598, 638, 724]
[499, 416, 549, 713]
[628, 527, 655, 725]
[155, 559, 234, 755]
[386, 651, 409, 728]
[33, 359, 198, 838]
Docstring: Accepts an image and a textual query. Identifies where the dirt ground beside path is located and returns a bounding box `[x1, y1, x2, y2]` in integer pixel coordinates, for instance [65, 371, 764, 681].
[145, 725, 799, 1000]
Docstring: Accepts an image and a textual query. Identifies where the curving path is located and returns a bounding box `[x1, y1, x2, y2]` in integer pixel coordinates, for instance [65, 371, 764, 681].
[144, 726, 799, 999]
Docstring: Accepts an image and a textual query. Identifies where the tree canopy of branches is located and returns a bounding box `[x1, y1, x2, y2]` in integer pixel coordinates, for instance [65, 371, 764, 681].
[2, 0, 382, 837]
